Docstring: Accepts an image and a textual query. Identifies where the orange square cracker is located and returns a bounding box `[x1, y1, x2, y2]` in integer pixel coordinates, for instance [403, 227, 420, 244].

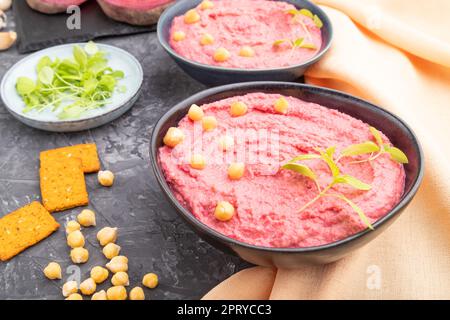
[40, 156, 89, 212]
[0, 202, 60, 261]
[40, 144, 100, 173]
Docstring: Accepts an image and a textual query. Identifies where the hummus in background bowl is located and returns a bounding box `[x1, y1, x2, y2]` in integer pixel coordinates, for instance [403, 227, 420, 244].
[169, 0, 322, 69]
[157, 0, 333, 85]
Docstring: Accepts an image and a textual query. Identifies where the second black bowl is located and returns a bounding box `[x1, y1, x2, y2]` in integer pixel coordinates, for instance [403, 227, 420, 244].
[157, 0, 333, 86]
[150, 82, 424, 267]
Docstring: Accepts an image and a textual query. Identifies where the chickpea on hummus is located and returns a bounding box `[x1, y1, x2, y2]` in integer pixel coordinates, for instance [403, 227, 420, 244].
[158, 93, 406, 248]
[169, 0, 323, 69]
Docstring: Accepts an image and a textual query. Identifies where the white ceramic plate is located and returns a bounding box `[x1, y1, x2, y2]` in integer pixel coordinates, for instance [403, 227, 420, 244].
[0, 43, 143, 132]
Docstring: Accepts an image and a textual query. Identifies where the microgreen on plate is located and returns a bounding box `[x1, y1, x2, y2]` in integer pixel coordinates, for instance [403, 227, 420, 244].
[15, 41, 126, 120]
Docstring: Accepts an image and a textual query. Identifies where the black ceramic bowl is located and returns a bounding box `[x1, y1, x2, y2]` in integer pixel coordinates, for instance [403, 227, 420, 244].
[157, 0, 333, 86]
[150, 82, 424, 267]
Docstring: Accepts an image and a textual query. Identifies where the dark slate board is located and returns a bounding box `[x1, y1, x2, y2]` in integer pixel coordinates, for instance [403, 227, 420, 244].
[14, 0, 155, 54]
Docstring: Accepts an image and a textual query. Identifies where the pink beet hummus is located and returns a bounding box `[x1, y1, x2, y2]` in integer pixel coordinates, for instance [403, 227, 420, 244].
[169, 0, 323, 69]
[158, 93, 405, 248]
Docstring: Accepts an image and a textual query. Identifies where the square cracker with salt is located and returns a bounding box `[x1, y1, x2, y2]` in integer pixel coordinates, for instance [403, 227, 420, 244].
[40, 144, 100, 173]
[40, 156, 89, 212]
[0, 201, 59, 261]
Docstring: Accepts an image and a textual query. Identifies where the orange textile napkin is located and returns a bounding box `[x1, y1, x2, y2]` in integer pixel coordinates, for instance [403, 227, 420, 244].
[203, 0, 450, 300]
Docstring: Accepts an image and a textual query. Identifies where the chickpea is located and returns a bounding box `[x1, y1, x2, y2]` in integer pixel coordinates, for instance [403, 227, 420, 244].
[172, 31, 186, 42]
[163, 127, 185, 148]
[106, 256, 128, 274]
[43, 262, 62, 280]
[66, 230, 85, 248]
[103, 243, 121, 259]
[202, 116, 217, 131]
[111, 271, 129, 286]
[218, 135, 234, 151]
[239, 46, 255, 57]
[70, 247, 89, 264]
[65, 220, 81, 234]
[190, 154, 206, 170]
[79, 278, 97, 296]
[200, 33, 214, 46]
[62, 280, 78, 297]
[77, 209, 96, 227]
[230, 101, 248, 117]
[98, 170, 115, 187]
[213, 48, 231, 62]
[184, 9, 200, 24]
[188, 104, 204, 121]
[274, 97, 289, 114]
[97, 227, 118, 246]
[142, 273, 159, 289]
[214, 201, 235, 221]
[91, 290, 107, 300]
[65, 293, 83, 300]
[106, 286, 127, 300]
[228, 162, 245, 180]
[90, 266, 109, 284]
[129, 287, 145, 300]
[199, 0, 214, 10]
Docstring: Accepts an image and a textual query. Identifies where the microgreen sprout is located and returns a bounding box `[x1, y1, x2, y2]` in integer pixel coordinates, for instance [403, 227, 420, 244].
[336, 127, 409, 164]
[273, 37, 317, 50]
[15, 41, 126, 120]
[284, 8, 322, 46]
[282, 126, 409, 230]
[286, 8, 323, 29]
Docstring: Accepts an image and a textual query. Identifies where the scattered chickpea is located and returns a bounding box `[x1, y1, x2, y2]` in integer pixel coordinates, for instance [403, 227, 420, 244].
[106, 286, 127, 300]
[228, 162, 245, 180]
[66, 230, 85, 248]
[65, 293, 83, 300]
[79, 278, 97, 296]
[230, 101, 248, 117]
[62, 280, 78, 297]
[190, 154, 206, 170]
[103, 243, 121, 259]
[188, 104, 204, 121]
[200, 33, 214, 46]
[172, 31, 186, 42]
[199, 0, 214, 10]
[218, 135, 234, 151]
[202, 116, 218, 131]
[106, 255, 129, 274]
[43, 262, 62, 280]
[129, 287, 145, 300]
[163, 127, 185, 148]
[97, 227, 118, 246]
[239, 46, 255, 57]
[111, 271, 129, 286]
[184, 9, 200, 24]
[65, 220, 81, 234]
[98, 170, 115, 187]
[214, 201, 235, 221]
[213, 48, 231, 62]
[90, 266, 109, 284]
[91, 290, 107, 300]
[77, 209, 96, 227]
[70, 247, 89, 264]
[274, 97, 289, 114]
[142, 273, 159, 289]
